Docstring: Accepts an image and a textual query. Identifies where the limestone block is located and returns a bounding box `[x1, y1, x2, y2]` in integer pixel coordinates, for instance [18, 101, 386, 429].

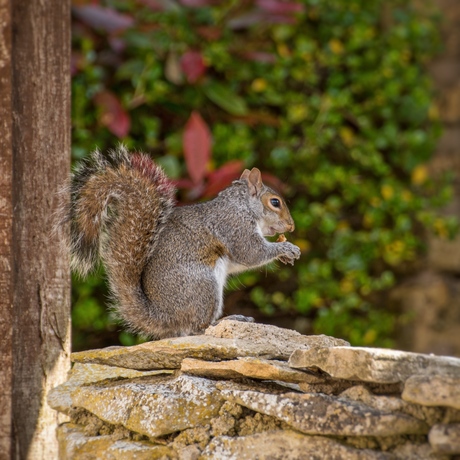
[181, 357, 315, 383]
[299, 380, 402, 396]
[403, 374, 460, 410]
[219, 384, 428, 436]
[429, 423, 460, 454]
[47, 362, 172, 415]
[289, 346, 460, 384]
[430, 58, 460, 87]
[428, 234, 460, 273]
[439, 81, 460, 123]
[71, 321, 348, 370]
[71, 374, 224, 438]
[71, 336, 250, 370]
[391, 271, 460, 356]
[391, 441, 450, 460]
[57, 423, 175, 460]
[201, 430, 393, 459]
[435, 127, 460, 160]
[205, 319, 349, 357]
[340, 385, 445, 426]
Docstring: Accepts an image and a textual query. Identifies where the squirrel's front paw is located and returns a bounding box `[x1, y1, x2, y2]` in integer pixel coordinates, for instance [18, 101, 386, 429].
[277, 242, 301, 265]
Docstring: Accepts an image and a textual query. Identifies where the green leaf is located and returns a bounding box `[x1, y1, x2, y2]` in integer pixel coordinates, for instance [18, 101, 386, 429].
[203, 81, 248, 116]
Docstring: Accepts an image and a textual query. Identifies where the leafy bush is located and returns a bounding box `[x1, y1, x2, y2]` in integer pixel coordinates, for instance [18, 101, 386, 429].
[71, 0, 455, 349]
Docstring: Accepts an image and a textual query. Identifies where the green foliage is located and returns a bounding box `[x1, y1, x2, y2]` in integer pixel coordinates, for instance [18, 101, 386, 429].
[71, 0, 455, 347]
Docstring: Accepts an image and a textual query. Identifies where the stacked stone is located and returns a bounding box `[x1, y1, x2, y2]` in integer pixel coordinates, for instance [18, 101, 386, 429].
[48, 320, 460, 459]
[392, 0, 460, 359]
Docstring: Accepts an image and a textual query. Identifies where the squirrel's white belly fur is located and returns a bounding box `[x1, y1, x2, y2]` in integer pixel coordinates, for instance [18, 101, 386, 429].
[214, 257, 228, 319]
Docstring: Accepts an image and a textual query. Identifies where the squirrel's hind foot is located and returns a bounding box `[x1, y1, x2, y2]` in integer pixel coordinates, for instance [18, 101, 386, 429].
[212, 315, 255, 326]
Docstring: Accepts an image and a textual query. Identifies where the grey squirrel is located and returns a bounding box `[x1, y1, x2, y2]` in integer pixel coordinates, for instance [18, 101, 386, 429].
[60, 146, 301, 339]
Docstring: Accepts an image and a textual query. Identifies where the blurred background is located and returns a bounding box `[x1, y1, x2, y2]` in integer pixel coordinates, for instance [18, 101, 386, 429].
[70, 0, 460, 356]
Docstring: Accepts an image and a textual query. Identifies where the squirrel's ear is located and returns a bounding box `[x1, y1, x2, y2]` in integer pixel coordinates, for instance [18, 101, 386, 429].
[246, 168, 263, 197]
[240, 169, 251, 181]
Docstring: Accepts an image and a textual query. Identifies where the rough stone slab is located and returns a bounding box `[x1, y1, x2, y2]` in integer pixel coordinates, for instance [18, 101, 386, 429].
[201, 430, 392, 459]
[70, 336, 250, 370]
[340, 385, 445, 426]
[391, 442, 451, 460]
[218, 383, 428, 437]
[429, 423, 460, 454]
[206, 320, 349, 356]
[402, 374, 460, 410]
[299, 379, 402, 396]
[71, 374, 224, 438]
[71, 323, 348, 371]
[289, 346, 460, 384]
[47, 362, 172, 415]
[181, 357, 315, 383]
[57, 423, 175, 460]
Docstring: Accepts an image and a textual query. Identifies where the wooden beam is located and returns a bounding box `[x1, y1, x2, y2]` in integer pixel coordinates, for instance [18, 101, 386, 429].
[0, 0, 71, 458]
[0, 0, 14, 457]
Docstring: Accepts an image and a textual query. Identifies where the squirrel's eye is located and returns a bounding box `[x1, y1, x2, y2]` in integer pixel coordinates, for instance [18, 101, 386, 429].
[270, 198, 281, 208]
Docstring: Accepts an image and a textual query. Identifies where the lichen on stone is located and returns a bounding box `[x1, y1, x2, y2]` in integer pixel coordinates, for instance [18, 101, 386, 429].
[49, 320, 460, 459]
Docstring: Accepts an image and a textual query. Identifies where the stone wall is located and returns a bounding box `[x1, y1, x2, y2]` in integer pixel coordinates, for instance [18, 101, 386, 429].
[49, 320, 460, 459]
[395, 0, 460, 356]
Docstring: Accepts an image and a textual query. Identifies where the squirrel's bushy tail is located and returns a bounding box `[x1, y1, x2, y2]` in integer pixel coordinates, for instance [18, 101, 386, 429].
[59, 146, 176, 333]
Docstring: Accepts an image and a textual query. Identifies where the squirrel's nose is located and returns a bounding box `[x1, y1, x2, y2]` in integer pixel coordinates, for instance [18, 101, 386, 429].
[288, 222, 295, 232]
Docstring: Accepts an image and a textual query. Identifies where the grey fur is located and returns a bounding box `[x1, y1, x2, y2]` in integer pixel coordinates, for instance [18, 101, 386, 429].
[58, 147, 300, 339]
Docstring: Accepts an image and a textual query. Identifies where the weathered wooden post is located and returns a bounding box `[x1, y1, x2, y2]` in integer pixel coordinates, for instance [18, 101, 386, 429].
[0, 0, 71, 458]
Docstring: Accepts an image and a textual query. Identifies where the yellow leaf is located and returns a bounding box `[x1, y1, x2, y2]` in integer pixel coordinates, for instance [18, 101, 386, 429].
[313, 296, 324, 307]
[363, 213, 374, 229]
[381, 184, 394, 200]
[411, 165, 428, 185]
[277, 44, 290, 58]
[392, 240, 405, 254]
[382, 68, 393, 78]
[428, 104, 439, 120]
[272, 291, 285, 305]
[340, 278, 354, 294]
[363, 329, 377, 345]
[329, 39, 344, 55]
[288, 104, 309, 123]
[336, 220, 349, 231]
[434, 219, 448, 238]
[251, 78, 267, 92]
[294, 238, 310, 253]
[401, 190, 413, 202]
[339, 127, 355, 147]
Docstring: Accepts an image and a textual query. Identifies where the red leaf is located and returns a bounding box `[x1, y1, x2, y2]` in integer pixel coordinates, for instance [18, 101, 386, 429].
[108, 36, 126, 53]
[183, 111, 212, 184]
[203, 160, 244, 197]
[137, 0, 167, 11]
[228, 12, 266, 29]
[180, 51, 206, 84]
[197, 26, 222, 41]
[94, 91, 131, 138]
[256, 0, 304, 14]
[242, 51, 277, 64]
[179, 0, 215, 7]
[173, 178, 195, 189]
[73, 5, 134, 33]
[71, 52, 84, 76]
